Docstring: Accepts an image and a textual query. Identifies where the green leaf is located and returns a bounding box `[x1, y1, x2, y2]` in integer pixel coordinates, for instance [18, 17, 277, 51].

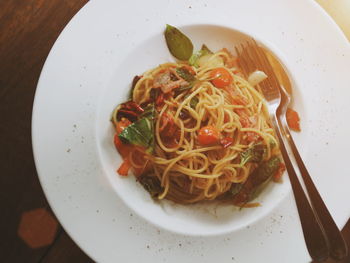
[189, 44, 213, 67]
[232, 156, 281, 204]
[184, 94, 199, 109]
[247, 156, 281, 201]
[269, 138, 277, 149]
[190, 96, 199, 109]
[252, 156, 281, 187]
[141, 103, 156, 120]
[176, 67, 195, 82]
[240, 143, 266, 166]
[164, 24, 193, 61]
[119, 103, 155, 153]
[173, 67, 196, 97]
[174, 85, 193, 96]
[139, 175, 163, 198]
[228, 183, 243, 197]
[201, 44, 212, 54]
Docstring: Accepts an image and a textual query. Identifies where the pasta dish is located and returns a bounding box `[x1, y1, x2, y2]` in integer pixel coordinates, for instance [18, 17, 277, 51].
[111, 25, 287, 207]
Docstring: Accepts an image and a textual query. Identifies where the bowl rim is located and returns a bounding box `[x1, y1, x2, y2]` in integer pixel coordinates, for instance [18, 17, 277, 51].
[94, 22, 297, 237]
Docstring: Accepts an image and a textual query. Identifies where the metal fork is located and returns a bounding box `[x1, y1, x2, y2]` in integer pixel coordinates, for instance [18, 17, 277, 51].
[236, 40, 331, 262]
[279, 83, 348, 261]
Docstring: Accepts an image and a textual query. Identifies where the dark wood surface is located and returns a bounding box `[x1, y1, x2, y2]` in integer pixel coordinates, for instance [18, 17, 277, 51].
[0, 0, 92, 262]
[0, 0, 349, 262]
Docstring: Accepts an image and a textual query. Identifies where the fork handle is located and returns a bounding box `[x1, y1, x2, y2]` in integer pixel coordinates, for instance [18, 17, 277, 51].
[271, 114, 329, 261]
[279, 118, 348, 261]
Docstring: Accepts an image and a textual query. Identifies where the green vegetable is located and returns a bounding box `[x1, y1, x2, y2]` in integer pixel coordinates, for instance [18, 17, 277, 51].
[174, 85, 193, 96]
[164, 24, 193, 61]
[189, 44, 213, 67]
[251, 156, 281, 187]
[190, 96, 199, 109]
[139, 175, 162, 198]
[119, 103, 155, 153]
[173, 67, 197, 97]
[140, 103, 156, 120]
[228, 183, 243, 197]
[176, 67, 195, 82]
[184, 94, 199, 109]
[233, 156, 281, 204]
[269, 138, 277, 149]
[200, 44, 212, 54]
[248, 156, 281, 201]
[240, 143, 266, 166]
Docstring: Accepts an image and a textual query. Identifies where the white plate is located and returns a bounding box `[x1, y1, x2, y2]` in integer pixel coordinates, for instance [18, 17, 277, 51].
[32, 0, 350, 262]
[97, 24, 298, 236]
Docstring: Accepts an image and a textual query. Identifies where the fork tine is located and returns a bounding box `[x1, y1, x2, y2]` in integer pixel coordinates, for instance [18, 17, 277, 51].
[237, 38, 284, 102]
[236, 45, 249, 78]
[250, 39, 280, 89]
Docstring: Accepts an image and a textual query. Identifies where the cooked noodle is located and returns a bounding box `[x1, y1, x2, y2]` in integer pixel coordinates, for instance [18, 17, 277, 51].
[112, 49, 282, 205]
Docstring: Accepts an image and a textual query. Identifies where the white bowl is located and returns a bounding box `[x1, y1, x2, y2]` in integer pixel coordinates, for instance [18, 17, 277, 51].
[95, 24, 302, 236]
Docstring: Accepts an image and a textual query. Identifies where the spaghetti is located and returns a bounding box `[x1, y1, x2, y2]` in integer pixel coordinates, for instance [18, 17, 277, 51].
[112, 48, 284, 206]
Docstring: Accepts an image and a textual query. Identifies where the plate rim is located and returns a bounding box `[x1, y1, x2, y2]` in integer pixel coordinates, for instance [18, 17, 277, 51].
[31, 0, 350, 262]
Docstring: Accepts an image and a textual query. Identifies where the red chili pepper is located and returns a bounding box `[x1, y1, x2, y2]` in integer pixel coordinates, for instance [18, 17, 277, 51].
[123, 101, 144, 113]
[117, 109, 139, 118]
[220, 137, 233, 148]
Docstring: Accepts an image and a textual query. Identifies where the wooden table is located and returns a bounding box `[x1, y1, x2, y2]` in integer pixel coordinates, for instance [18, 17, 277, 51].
[0, 0, 348, 262]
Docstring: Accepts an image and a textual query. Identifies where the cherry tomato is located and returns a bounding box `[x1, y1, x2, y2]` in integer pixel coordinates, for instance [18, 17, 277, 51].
[116, 118, 132, 134]
[198, 125, 220, 145]
[210, 68, 233, 88]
